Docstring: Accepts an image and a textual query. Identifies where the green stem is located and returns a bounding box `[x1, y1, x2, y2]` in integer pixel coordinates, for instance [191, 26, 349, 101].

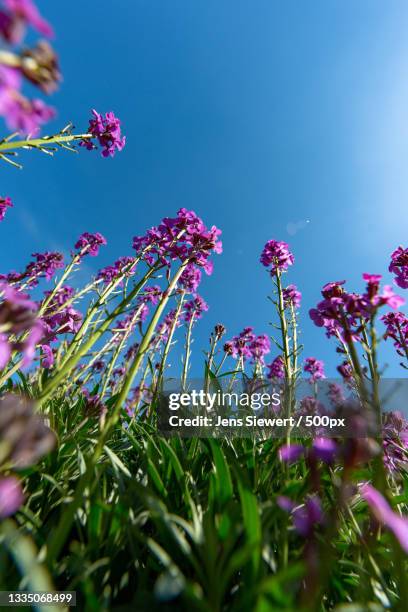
[181, 313, 195, 390]
[113, 261, 188, 415]
[38, 268, 156, 402]
[0, 133, 92, 152]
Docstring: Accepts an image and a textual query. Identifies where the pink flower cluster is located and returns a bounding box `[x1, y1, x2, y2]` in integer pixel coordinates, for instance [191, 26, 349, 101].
[303, 357, 325, 382]
[267, 355, 285, 380]
[310, 275, 404, 342]
[0, 0, 53, 43]
[260, 240, 294, 276]
[0, 195, 12, 222]
[0, 282, 43, 367]
[389, 246, 408, 289]
[133, 208, 222, 273]
[80, 110, 126, 158]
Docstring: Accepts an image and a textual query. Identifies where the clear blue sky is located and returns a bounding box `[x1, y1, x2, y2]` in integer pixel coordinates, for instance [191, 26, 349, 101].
[2, 1, 408, 375]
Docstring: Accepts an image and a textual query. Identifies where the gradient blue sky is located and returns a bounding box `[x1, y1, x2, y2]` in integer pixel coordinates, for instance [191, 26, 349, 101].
[2, 1, 408, 375]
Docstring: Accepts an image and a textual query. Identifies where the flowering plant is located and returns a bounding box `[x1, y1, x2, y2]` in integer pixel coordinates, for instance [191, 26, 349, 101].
[1, 3, 408, 611]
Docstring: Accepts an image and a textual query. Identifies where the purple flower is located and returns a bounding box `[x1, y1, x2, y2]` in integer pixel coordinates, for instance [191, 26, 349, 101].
[179, 264, 202, 293]
[266, 355, 285, 380]
[0, 283, 43, 367]
[327, 382, 345, 407]
[184, 295, 208, 322]
[74, 232, 107, 258]
[278, 494, 324, 536]
[282, 284, 301, 309]
[362, 273, 405, 310]
[97, 256, 136, 284]
[142, 285, 162, 305]
[0, 196, 12, 222]
[0, 477, 24, 518]
[308, 275, 402, 343]
[337, 360, 353, 381]
[321, 281, 346, 299]
[260, 240, 294, 276]
[381, 311, 408, 359]
[0, 394, 56, 467]
[249, 333, 270, 364]
[40, 343, 54, 368]
[304, 357, 325, 382]
[389, 246, 408, 289]
[27, 252, 64, 284]
[0, 66, 55, 132]
[156, 308, 181, 343]
[132, 208, 222, 273]
[293, 495, 324, 537]
[41, 286, 82, 337]
[278, 443, 304, 463]
[1, 251, 65, 288]
[82, 389, 106, 419]
[224, 327, 255, 360]
[312, 437, 337, 463]
[361, 483, 408, 553]
[1, 0, 53, 42]
[277, 495, 296, 512]
[81, 109, 126, 158]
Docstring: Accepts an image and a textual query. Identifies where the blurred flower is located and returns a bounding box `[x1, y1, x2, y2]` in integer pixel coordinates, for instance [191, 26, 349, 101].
[39, 343, 53, 368]
[327, 382, 345, 407]
[81, 109, 126, 158]
[312, 438, 337, 463]
[293, 495, 324, 537]
[0, 394, 56, 467]
[0, 65, 55, 132]
[361, 483, 408, 553]
[82, 389, 106, 420]
[260, 240, 294, 276]
[278, 494, 324, 537]
[0, 196, 12, 222]
[0, 476, 23, 517]
[337, 360, 353, 381]
[278, 443, 304, 463]
[0, 283, 43, 367]
[20, 40, 61, 93]
[0, 0, 53, 43]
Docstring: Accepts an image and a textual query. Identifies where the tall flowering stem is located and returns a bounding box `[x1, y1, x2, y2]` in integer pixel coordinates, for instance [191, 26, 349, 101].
[113, 261, 189, 416]
[155, 293, 185, 391]
[181, 311, 195, 390]
[38, 267, 157, 403]
[100, 306, 144, 399]
[0, 130, 93, 166]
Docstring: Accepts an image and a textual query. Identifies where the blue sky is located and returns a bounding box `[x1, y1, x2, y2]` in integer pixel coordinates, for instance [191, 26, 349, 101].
[2, 1, 408, 375]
